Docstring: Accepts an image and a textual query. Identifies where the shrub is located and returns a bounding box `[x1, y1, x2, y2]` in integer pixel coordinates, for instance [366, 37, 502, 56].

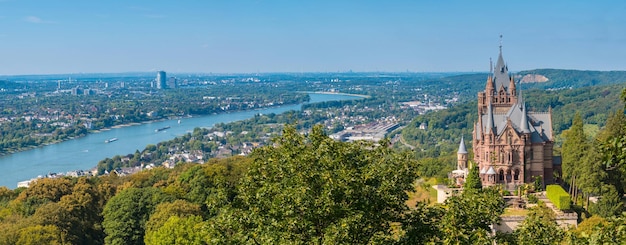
[527, 194, 538, 204]
[546, 185, 570, 210]
[533, 176, 543, 192]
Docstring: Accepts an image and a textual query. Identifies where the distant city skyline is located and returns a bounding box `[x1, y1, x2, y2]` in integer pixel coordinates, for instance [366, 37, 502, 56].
[0, 0, 624, 75]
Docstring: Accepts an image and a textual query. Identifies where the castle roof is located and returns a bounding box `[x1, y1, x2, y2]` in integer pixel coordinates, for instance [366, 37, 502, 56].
[480, 99, 552, 143]
[493, 47, 510, 92]
[479, 167, 487, 174]
[486, 103, 495, 134]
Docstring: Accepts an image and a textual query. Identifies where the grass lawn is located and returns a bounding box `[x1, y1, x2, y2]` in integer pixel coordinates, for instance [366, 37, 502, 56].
[502, 208, 529, 217]
[406, 177, 439, 208]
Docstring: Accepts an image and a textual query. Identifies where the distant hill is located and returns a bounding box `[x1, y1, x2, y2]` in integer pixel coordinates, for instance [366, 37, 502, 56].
[518, 74, 549, 83]
[517, 69, 626, 89]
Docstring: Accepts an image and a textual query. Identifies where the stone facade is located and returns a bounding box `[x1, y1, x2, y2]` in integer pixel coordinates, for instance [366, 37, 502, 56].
[457, 46, 557, 189]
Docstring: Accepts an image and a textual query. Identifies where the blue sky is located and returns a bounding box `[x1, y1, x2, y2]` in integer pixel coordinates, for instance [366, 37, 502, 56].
[0, 0, 624, 75]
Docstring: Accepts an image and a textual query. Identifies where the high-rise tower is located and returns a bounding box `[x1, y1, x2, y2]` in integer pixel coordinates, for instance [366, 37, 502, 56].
[156, 71, 166, 89]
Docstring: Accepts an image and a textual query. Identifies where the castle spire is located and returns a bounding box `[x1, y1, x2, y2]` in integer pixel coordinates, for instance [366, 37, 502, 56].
[458, 136, 468, 154]
[509, 75, 516, 96]
[493, 36, 509, 92]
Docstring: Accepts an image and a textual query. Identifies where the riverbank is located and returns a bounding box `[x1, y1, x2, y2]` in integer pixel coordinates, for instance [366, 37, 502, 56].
[0, 134, 87, 157]
[0, 102, 302, 158]
[1, 93, 363, 188]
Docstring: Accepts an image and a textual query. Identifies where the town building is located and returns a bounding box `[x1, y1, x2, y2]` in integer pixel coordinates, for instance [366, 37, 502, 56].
[167, 77, 177, 89]
[455, 45, 558, 190]
[156, 71, 166, 89]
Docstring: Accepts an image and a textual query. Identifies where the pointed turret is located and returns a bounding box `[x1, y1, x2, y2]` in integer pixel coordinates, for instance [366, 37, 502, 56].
[457, 136, 468, 170]
[486, 103, 495, 134]
[458, 136, 468, 154]
[486, 76, 494, 92]
[509, 76, 516, 97]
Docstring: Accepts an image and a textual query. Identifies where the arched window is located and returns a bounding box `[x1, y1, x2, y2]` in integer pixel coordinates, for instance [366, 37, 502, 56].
[507, 132, 512, 145]
[507, 170, 512, 182]
[499, 169, 504, 181]
[514, 169, 520, 181]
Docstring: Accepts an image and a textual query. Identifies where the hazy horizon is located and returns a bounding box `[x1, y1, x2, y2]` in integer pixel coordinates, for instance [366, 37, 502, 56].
[1, 1, 624, 75]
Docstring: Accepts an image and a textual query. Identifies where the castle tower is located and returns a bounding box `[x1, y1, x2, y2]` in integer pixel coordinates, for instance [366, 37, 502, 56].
[478, 45, 518, 115]
[457, 136, 468, 170]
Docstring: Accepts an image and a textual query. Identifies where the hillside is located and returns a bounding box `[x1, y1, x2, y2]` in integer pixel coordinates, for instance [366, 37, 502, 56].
[518, 69, 626, 89]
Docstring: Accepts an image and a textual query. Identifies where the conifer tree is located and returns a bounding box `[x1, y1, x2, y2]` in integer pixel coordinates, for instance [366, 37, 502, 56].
[464, 162, 482, 190]
[562, 112, 589, 200]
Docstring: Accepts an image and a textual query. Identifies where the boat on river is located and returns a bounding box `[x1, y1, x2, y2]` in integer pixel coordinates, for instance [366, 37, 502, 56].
[104, 138, 118, 143]
[155, 126, 171, 132]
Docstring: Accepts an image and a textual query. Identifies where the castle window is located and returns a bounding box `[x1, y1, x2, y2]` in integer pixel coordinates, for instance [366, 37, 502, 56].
[499, 169, 504, 181]
[507, 133, 512, 145]
[514, 169, 520, 181]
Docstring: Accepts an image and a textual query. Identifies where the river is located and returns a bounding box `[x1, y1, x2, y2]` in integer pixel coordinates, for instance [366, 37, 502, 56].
[0, 93, 360, 188]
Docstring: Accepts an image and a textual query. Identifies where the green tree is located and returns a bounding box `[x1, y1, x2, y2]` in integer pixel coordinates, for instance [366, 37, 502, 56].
[439, 188, 505, 244]
[146, 215, 207, 245]
[13, 178, 74, 216]
[16, 225, 63, 245]
[599, 109, 626, 197]
[231, 124, 418, 244]
[102, 187, 173, 245]
[464, 162, 482, 190]
[562, 112, 590, 201]
[570, 215, 607, 240]
[399, 202, 445, 244]
[589, 185, 623, 218]
[585, 215, 626, 243]
[514, 202, 564, 245]
[56, 177, 108, 244]
[144, 200, 202, 245]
